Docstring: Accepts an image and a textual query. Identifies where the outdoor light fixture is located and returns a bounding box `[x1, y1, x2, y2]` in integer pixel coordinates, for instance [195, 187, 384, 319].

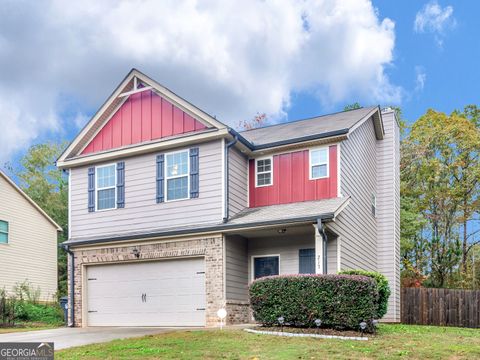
[359, 321, 367, 336]
[372, 319, 379, 334]
[217, 308, 227, 330]
[132, 248, 140, 259]
[314, 319, 322, 334]
[277, 316, 285, 332]
[277, 228, 287, 234]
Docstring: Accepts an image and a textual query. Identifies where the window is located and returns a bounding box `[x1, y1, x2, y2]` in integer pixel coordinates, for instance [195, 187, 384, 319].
[299, 248, 315, 274]
[255, 157, 272, 187]
[310, 148, 329, 179]
[0, 220, 8, 244]
[253, 256, 279, 279]
[96, 164, 116, 210]
[166, 150, 189, 201]
[371, 193, 377, 217]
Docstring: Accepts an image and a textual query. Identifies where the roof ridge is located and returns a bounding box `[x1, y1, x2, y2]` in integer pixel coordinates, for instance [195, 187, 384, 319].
[238, 106, 377, 133]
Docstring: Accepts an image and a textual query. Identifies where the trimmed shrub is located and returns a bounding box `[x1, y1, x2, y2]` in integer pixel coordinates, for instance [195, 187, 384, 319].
[249, 274, 378, 332]
[339, 270, 391, 319]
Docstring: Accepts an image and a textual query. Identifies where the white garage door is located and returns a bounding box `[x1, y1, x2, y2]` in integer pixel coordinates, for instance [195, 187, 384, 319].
[86, 258, 206, 326]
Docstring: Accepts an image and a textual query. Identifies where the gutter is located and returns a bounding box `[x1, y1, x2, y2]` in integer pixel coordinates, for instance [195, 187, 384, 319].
[63, 213, 336, 247]
[61, 244, 75, 327]
[316, 216, 329, 274]
[223, 135, 238, 223]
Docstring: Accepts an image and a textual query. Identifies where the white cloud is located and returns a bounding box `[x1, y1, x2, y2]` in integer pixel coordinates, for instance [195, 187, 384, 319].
[0, 0, 400, 162]
[415, 66, 427, 92]
[414, 1, 456, 46]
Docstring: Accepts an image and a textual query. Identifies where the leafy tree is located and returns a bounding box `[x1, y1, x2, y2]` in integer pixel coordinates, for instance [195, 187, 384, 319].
[343, 102, 361, 111]
[237, 113, 268, 130]
[5, 142, 68, 296]
[401, 109, 480, 287]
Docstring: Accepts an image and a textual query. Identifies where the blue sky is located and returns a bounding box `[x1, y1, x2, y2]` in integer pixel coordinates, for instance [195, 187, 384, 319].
[0, 0, 476, 170]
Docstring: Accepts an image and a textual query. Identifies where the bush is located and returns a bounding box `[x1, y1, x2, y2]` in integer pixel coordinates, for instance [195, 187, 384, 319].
[339, 270, 391, 319]
[249, 274, 378, 332]
[15, 302, 64, 325]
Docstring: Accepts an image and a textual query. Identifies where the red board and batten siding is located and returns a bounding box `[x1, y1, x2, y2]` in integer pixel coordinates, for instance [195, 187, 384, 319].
[82, 90, 207, 155]
[248, 145, 338, 207]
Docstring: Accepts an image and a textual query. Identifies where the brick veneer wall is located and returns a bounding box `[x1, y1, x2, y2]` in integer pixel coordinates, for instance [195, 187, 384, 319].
[67, 234, 225, 327]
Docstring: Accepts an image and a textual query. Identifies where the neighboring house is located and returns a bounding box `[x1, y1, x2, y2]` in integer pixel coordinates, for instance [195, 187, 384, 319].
[58, 69, 400, 327]
[0, 170, 61, 301]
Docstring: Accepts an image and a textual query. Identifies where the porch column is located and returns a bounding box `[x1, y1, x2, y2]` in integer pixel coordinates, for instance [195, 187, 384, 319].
[314, 223, 324, 274]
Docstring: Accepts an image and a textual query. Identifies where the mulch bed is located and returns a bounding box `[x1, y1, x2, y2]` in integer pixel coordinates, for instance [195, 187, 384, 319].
[254, 326, 372, 338]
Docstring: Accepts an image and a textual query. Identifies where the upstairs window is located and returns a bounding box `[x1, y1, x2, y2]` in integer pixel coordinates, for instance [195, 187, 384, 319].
[255, 157, 273, 187]
[96, 164, 116, 210]
[310, 147, 329, 179]
[0, 220, 9, 244]
[166, 150, 189, 201]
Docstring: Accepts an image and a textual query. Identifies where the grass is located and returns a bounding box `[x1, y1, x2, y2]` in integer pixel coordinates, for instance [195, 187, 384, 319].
[56, 324, 480, 360]
[0, 323, 62, 334]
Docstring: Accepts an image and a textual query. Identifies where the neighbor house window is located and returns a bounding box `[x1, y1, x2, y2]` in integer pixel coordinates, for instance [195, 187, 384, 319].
[166, 150, 189, 201]
[310, 147, 329, 179]
[371, 193, 377, 217]
[255, 157, 272, 187]
[96, 164, 116, 210]
[253, 255, 279, 279]
[0, 220, 9, 244]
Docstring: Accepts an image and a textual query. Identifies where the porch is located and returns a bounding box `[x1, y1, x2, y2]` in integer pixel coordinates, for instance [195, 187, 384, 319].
[224, 223, 339, 323]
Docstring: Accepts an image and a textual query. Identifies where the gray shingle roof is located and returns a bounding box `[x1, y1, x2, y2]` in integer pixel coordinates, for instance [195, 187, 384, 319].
[239, 106, 378, 148]
[228, 197, 350, 225]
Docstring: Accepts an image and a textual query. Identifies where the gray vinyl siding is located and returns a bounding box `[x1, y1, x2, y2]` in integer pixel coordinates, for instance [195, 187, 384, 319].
[228, 148, 248, 217]
[376, 110, 401, 321]
[225, 235, 248, 301]
[328, 117, 377, 271]
[327, 237, 338, 274]
[69, 140, 223, 241]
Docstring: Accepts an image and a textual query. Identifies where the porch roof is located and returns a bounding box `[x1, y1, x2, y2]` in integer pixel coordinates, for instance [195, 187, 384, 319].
[228, 196, 350, 226]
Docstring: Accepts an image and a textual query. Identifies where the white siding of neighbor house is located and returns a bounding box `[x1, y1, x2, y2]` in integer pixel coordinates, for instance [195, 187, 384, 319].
[328, 117, 378, 271]
[228, 148, 248, 218]
[69, 140, 223, 241]
[0, 175, 58, 301]
[225, 235, 249, 301]
[376, 110, 401, 322]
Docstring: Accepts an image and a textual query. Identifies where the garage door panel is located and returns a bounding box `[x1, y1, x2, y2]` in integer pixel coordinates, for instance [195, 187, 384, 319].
[86, 258, 206, 326]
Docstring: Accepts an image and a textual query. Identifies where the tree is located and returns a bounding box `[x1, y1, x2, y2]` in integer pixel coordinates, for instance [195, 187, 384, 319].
[401, 109, 480, 287]
[5, 142, 69, 296]
[343, 102, 361, 111]
[237, 113, 268, 130]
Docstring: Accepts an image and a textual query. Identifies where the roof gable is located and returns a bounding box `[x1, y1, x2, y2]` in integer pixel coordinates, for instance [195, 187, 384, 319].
[0, 170, 62, 231]
[82, 90, 207, 155]
[58, 69, 227, 164]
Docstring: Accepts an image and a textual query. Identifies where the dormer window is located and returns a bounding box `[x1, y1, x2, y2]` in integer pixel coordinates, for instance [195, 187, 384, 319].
[255, 157, 273, 187]
[309, 147, 329, 179]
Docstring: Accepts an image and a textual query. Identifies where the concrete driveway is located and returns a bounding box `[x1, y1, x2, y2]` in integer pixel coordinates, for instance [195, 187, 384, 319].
[0, 327, 182, 350]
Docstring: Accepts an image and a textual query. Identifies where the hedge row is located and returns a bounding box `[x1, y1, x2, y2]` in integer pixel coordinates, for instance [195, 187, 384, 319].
[249, 274, 379, 332]
[339, 269, 391, 319]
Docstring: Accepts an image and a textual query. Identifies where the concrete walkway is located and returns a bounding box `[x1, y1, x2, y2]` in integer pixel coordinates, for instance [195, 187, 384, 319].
[0, 327, 182, 350]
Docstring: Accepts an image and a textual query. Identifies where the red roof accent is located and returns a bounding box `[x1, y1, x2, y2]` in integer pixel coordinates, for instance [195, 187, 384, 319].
[82, 90, 207, 155]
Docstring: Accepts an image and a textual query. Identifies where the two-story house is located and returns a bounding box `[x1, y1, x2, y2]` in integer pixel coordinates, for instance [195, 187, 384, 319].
[58, 69, 400, 327]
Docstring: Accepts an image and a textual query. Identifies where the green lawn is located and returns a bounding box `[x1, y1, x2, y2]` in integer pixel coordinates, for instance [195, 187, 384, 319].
[57, 324, 480, 360]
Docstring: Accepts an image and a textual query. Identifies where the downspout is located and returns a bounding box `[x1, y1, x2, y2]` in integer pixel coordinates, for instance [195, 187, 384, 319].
[62, 244, 75, 327]
[316, 218, 328, 274]
[223, 135, 238, 223]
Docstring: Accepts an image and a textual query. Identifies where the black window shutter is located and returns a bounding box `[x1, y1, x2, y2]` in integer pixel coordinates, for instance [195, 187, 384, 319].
[156, 154, 165, 203]
[299, 248, 315, 274]
[190, 147, 199, 198]
[117, 161, 125, 208]
[88, 167, 95, 212]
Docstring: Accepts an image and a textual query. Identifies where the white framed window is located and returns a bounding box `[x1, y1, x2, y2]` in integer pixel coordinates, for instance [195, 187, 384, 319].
[255, 157, 273, 187]
[309, 147, 329, 179]
[165, 150, 189, 201]
[96, 164, 116, 210]
[371, 193, 377, 217]
[0, 220, 8, 244]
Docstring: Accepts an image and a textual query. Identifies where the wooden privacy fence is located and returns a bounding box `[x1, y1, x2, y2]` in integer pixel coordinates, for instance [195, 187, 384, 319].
[401, 287, 480, 328]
